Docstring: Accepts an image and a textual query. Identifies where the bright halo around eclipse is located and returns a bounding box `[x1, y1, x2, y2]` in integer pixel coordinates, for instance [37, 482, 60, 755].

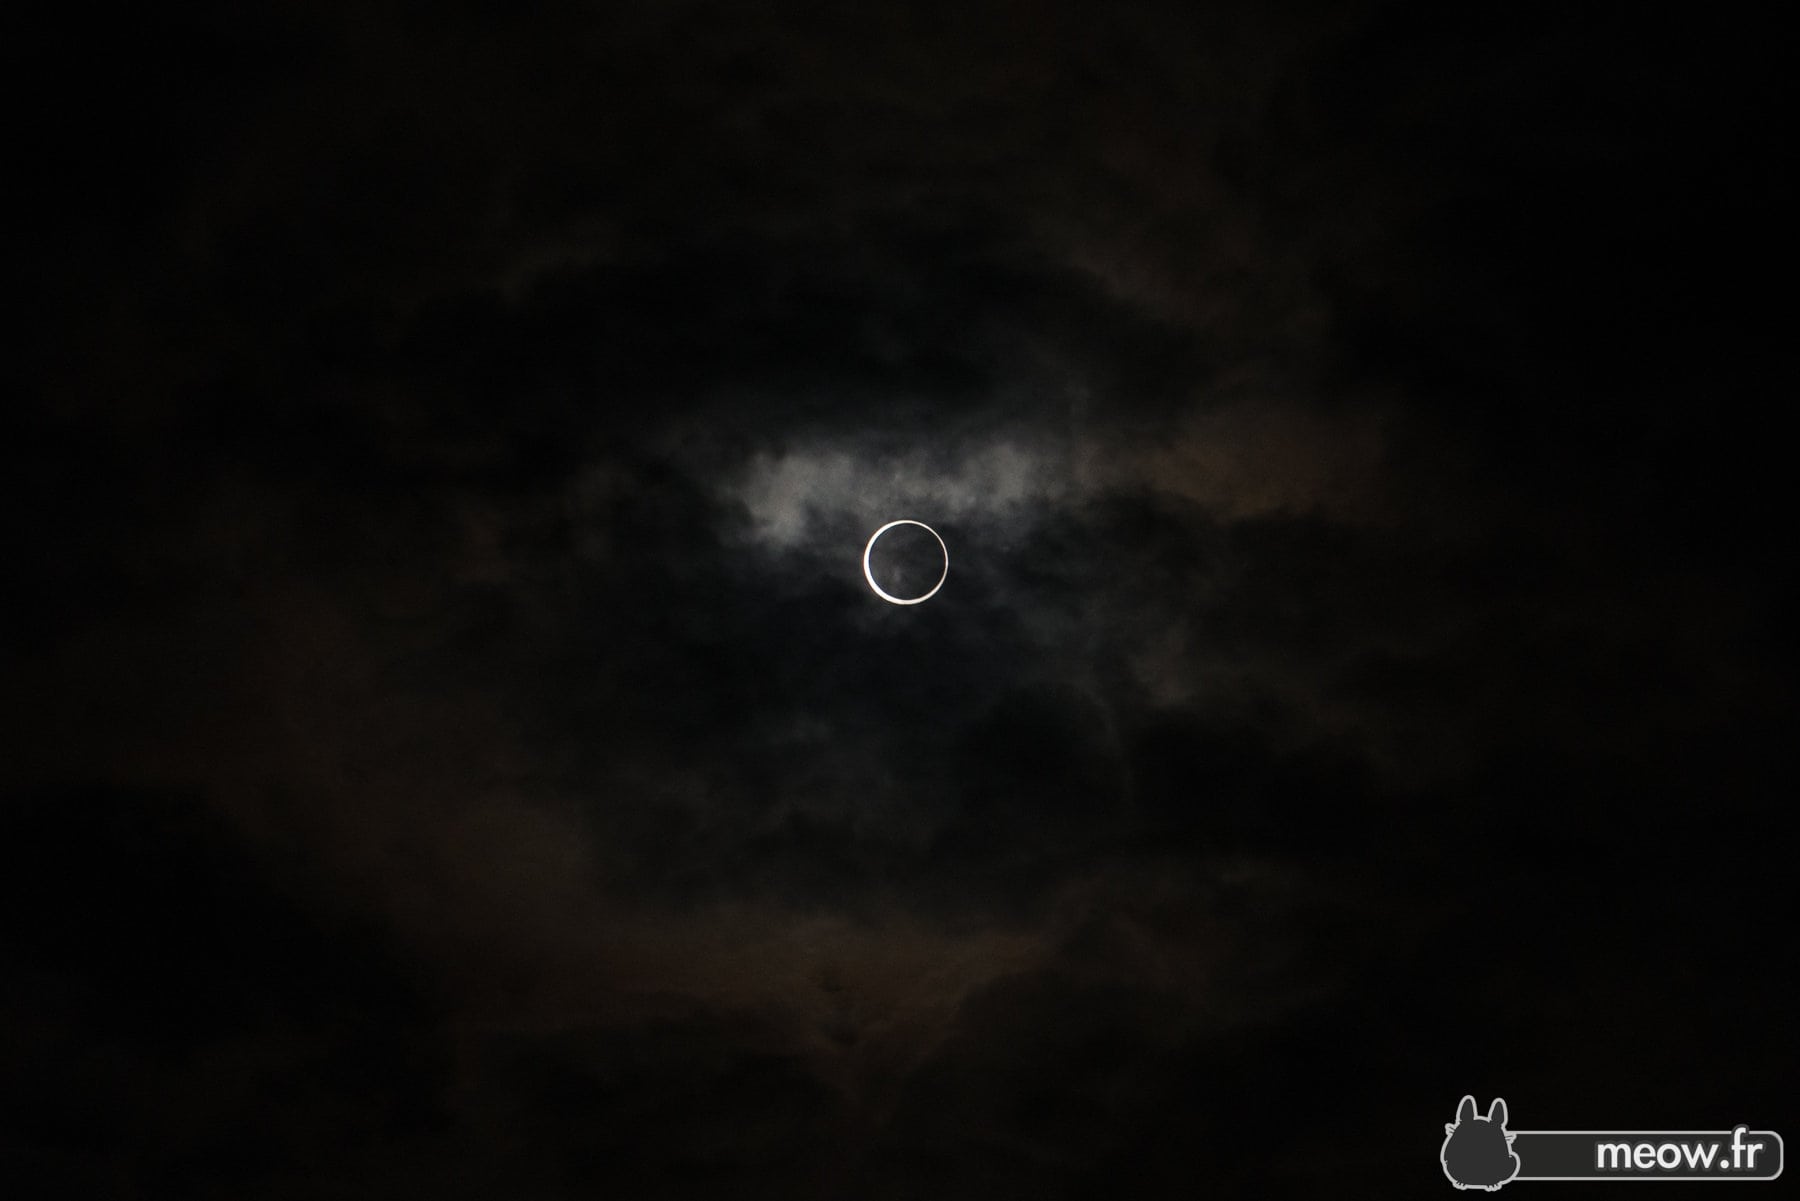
[862, 519, 948, 605]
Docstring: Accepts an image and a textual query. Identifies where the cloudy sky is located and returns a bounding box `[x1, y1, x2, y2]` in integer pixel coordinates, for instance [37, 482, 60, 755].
[4, 1, 1792, 1196]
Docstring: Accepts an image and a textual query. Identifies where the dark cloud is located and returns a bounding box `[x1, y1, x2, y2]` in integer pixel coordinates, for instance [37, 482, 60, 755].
[4, 0, 1793, 1196]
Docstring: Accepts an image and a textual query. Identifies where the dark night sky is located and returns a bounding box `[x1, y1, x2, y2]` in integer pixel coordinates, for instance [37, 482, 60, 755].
[4, 2, 1794, 1197]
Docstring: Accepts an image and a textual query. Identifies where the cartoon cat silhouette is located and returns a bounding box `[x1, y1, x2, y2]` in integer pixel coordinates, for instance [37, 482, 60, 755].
[1441, 1095, 1521, 1191]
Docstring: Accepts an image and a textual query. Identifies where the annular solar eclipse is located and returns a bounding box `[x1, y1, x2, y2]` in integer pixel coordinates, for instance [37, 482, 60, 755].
[862, 519, 948, 605]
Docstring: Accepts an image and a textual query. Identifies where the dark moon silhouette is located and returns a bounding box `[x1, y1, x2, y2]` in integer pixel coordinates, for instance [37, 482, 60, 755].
[864, 520, 948, 603]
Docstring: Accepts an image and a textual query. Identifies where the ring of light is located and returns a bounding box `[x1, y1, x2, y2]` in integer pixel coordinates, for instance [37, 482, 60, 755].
[862, 519, 948, 605]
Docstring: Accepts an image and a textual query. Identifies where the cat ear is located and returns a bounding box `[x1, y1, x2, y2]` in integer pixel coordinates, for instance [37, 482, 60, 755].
[1487, 1098, 1508, 1126]
[1457, 1096, 1477, 1124]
